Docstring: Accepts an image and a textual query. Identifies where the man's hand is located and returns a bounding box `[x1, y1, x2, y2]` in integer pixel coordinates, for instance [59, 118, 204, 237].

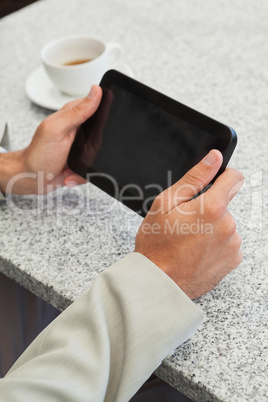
[135, 150, 244, 299]
[0, 85, 102, 195]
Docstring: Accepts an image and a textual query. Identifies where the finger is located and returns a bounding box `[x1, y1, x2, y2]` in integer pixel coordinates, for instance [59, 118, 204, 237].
[57, 85, 102, 130]
[205, 167, 244, 210]
[64, 172, 87, 187]
[152, 149, 223, 214]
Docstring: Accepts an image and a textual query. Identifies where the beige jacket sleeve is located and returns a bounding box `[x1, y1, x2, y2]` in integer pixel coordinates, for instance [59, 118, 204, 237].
[0, 252, 203, 402]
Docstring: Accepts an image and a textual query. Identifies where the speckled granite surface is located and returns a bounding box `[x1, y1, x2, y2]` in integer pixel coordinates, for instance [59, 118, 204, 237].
[0, 0, 267, 401]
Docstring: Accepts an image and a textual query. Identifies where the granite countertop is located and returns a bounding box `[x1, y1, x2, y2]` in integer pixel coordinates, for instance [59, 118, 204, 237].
[0, 0, 267, 401]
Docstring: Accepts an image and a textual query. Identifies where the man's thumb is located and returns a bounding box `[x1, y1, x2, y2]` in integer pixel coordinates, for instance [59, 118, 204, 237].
[153, 150, 223, 213]
[176, 149, 223, 201]
[60, 85, 102, 129]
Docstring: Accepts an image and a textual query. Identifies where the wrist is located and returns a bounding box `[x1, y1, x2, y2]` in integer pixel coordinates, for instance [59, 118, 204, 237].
[0, 149, 29, 194]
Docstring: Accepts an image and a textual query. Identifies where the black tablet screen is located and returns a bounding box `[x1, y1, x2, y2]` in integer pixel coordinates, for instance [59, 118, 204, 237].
[69, 71, 236, 216]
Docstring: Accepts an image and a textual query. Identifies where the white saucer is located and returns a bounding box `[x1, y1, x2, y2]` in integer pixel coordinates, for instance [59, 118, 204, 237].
[25, 62, 134, 110]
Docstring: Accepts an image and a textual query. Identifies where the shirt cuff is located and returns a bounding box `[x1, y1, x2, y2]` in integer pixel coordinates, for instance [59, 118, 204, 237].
[0, 121, 10, 200]
[0, 147, 8, 201]
[0, 148, 7, 201]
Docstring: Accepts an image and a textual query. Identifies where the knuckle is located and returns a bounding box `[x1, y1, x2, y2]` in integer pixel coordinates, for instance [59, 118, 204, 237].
[227, 168, 244, 183]
[151, 192, 169, 214]
[183, 169, 206, 191]
[151, 199, 160, 214]
[72, 103, 85, 120]
[71, 98, 91, 121]
[222, 215, 237, 237]
[232, 232, 242, 250]
[233, 249, 243, 268]
[151, 193, 163, 213]
[37, 119, 48, 132]
[207, 200, 226, 220]
[35, 117, 53, 139]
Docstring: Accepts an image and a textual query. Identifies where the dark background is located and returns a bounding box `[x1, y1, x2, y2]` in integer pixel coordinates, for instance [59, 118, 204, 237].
[0, 0, 38, 18]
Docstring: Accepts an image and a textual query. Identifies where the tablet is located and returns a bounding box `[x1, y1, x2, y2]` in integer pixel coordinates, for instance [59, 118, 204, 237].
[68, 70, 237, 216]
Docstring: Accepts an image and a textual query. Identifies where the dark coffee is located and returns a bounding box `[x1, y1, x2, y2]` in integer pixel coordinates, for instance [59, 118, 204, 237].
[64, 58, 92, 66]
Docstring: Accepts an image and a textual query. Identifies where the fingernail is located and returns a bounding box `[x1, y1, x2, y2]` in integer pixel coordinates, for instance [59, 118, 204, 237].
[87, 85, 98, 99]
[203, 150, 218, 166]
[66, 180, 78, 188]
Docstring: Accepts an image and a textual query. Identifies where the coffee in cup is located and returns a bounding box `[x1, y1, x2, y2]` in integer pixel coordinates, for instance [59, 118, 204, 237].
[41, 35, 123, 96]
[64, 59, 93, 66]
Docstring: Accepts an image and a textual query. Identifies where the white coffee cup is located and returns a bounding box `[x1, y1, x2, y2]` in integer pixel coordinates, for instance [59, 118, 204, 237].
[41, 35, 123, 96]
